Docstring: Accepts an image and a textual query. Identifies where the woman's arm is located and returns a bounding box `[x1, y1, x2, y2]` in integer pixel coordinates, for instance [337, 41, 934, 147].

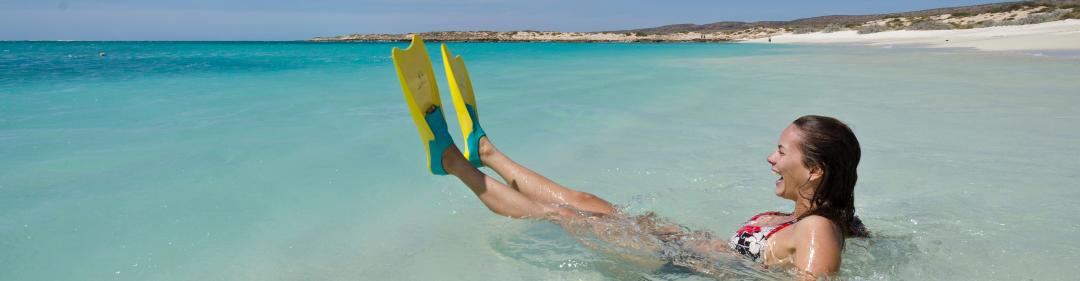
[792, 216, 843, 279]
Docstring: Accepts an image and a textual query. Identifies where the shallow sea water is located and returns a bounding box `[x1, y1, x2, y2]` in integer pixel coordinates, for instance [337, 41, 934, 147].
[2, 41, 1079, 280]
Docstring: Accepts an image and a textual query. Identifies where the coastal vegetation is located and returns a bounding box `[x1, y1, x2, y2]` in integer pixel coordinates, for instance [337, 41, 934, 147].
[310, 0, 1080, 42]
[853, 5, 1078, 34]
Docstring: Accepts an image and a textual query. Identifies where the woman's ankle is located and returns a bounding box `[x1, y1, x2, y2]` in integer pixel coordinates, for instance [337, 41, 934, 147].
[442, 146, 467, 175]
[478, 136, 497, 161]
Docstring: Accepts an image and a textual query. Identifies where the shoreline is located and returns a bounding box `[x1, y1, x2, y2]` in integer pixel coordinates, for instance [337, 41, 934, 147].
[741, 19, 1080, 53]
[311, 3, 1080, 48]
[307, 30, 763, 43]
[306, 19, 1080, 51]
[311, 3, 1080, 45]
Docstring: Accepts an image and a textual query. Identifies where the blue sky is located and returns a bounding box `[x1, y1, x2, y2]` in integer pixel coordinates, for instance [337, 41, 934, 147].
[1, 0, 1006, 40]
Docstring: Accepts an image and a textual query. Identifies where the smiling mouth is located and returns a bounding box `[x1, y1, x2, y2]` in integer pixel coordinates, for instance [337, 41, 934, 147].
[772, 169, 784, 184]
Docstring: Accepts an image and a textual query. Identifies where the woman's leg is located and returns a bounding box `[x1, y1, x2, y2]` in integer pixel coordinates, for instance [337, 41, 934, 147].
[477, 137, 617, 215]
[442, 145, 574, 219]
[445, 143, 670, 269]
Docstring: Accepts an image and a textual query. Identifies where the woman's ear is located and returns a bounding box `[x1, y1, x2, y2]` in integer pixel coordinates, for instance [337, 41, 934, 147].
[808, 166, 824, 182]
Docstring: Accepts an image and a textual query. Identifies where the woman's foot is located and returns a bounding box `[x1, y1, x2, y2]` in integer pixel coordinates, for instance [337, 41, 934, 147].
[441, 45, 487, 168]
[390, 35, 454, 175]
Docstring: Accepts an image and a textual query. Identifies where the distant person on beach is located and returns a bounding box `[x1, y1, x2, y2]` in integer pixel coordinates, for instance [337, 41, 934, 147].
[395, 38, 867, 279]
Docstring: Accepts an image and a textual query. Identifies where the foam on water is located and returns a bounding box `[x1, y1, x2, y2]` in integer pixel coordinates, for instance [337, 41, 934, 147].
[2, 41, 1079, 280]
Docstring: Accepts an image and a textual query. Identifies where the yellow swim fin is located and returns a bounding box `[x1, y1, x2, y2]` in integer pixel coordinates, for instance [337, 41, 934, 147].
[441, 44, 487, 167]
[392, 35, 454, 175]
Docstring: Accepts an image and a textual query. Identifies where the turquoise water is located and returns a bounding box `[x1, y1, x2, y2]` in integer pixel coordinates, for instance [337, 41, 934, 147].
[2, 41, 1079, 280]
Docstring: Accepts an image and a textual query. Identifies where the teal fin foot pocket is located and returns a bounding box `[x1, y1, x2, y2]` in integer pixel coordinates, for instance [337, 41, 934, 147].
[465, 104, 486, 168]
[425, 106, 455, 175]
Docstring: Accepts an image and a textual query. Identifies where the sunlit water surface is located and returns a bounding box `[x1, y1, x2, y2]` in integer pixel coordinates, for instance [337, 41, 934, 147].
[2, 41, 1078, 280]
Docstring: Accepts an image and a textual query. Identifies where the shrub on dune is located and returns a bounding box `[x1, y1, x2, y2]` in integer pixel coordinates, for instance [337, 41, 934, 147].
[978, 9, 1072, 27]
[856, 25, 892, 34]
[1061, 8, 1080, 19]
[792, 27, 819, 34]
[821, 24, 847, 33]
[905, 20, 952, 30]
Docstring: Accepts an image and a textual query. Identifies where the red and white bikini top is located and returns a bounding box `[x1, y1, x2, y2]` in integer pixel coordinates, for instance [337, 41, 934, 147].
[727, 211, 797, 263]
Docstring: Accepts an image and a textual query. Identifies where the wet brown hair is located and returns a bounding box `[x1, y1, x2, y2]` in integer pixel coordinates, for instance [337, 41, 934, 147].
[792, 115, 869, 238]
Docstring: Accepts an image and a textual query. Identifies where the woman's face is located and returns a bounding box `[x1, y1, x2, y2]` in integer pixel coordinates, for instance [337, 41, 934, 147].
[767, 124, 819, 201]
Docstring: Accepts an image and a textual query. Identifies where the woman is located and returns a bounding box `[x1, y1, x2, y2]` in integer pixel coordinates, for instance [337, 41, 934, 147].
[434, 114, 866, 279]
[392, 38, 865, 279]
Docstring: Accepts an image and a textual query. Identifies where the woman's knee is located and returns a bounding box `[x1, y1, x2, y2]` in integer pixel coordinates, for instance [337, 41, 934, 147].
[570, 191, 616, 214]
[571, 191, 606, 205]
[551, 206, 579, 220]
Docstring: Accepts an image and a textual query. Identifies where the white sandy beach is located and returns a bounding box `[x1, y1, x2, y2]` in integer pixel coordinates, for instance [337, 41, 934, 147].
[744, 19, 1080, 52]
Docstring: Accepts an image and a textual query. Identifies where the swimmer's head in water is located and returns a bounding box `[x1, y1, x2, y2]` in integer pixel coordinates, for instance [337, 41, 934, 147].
[768, 115, 862, 236]
[794, 115, 862, 235]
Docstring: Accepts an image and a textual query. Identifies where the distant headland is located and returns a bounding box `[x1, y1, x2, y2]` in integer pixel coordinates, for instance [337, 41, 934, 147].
[309, 1, 1080, 42]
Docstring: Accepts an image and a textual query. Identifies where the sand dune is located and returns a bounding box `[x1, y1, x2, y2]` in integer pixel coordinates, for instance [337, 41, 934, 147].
[744, 19, 1080, 52]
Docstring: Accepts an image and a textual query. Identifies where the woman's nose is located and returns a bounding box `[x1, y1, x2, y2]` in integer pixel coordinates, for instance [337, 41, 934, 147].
[766, 152, 777, 165]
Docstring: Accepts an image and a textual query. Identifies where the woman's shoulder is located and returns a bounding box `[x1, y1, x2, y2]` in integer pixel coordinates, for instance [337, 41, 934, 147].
[793, 215, 843, 240]
[795, 214, 872, 238]
[789, 215, 844, 278]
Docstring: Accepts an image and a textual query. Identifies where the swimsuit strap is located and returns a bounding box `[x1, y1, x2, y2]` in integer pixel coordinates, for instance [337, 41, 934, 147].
[764, 220, 797, 239]
[747, 211, 797, 239]
[749, 211, 788, 221]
